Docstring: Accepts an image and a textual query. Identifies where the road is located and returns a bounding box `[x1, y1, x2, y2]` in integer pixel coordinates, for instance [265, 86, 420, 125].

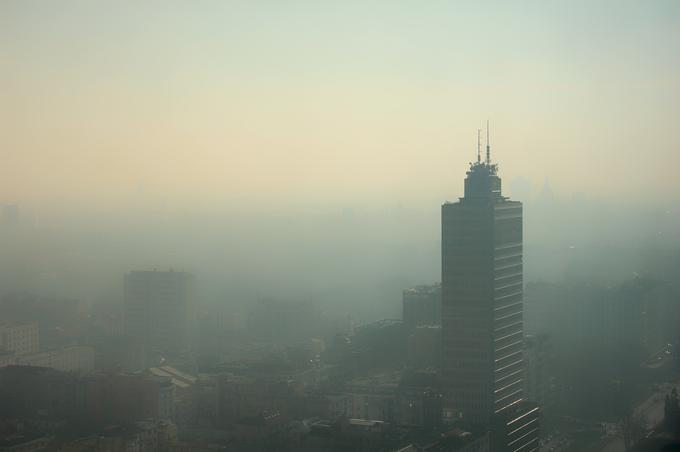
[601, 381, 679, 452]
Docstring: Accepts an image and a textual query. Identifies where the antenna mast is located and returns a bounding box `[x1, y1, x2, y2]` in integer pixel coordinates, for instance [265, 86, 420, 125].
[477, 129, 481, 163]
[485, 120, 491, 164]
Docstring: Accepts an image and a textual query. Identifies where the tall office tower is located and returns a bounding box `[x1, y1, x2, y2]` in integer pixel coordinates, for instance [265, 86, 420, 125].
[124, 270, 195, 358]
[441, 128, 524, 425]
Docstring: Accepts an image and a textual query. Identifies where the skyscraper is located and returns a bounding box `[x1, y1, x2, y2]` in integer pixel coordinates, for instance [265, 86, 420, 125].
[441, 128, 524, 424]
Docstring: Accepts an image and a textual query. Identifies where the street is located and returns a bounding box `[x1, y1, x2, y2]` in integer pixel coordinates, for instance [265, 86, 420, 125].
[600, 381, 679, 452]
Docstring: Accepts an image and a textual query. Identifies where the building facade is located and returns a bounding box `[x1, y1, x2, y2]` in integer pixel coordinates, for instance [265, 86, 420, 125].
[0, 322, 39, 356]
[16, 345, 95, 373]
[82, 372, 175, 423]
[403, 284, 441, 329]
[441, 143, 524, 424]
[524, 334, 555, 414]
[491, 401, 540, 452]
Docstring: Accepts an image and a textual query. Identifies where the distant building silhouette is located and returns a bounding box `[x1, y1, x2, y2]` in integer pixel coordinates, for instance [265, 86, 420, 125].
[124, 270, 195, 358]
[402, 283, 441, 330]
[0, 322, 39, 356]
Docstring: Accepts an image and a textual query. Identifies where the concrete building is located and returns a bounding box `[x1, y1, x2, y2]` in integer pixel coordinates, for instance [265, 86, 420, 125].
[124, 270, 195, 357]
[403, 283, 441, 329]
[147, 365, 197, 426]
[0, 366, 81, 420]
[16, 345, 94, 373]
[60, 419, 178, 452]
[216, 374, 297, 425]
[407, 325, 441, 368]
[82, 372, 175, 423]
[0, 351, 16, 367]
[441, 134, 524, 424]
[0, 322, 39, 356]
[337, 370, 443, 428]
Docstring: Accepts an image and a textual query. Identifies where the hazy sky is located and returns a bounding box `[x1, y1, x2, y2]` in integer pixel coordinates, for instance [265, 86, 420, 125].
[2, 0, 680, 211]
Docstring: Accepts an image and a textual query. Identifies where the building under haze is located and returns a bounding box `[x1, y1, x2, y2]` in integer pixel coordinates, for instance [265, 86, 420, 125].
[124, 270, 195, 358]
[441, 133, 534, 447]
[403, 283, 441, 330]
[0, 322, 39, 356]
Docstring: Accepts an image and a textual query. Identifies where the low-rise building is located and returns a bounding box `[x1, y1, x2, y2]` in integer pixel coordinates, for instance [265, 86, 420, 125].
[403, 284, 441, 330]
[0, 366, 80, 420]
[524, 334, 556, 414]
[60, 419, 178, 452]
[82, 372, 175, 423]
[16, 345, 94, 373]
[339, 370, 443, 428]
[148, 366, 197, 426]
[0, 323, 39, 356]
[0, 434, 53, 452]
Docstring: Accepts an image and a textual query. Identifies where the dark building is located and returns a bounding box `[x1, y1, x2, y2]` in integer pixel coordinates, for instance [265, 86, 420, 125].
[524, 334, 555, 415]
[82, 372, 175, 423]
[441, 130, 524, 424]
[0, 365, 81, 421]
[124, 270, 195, 358]
[491, 401, 540, 452]
[403, 283, 441, 330]
[407, 325, 441, 368]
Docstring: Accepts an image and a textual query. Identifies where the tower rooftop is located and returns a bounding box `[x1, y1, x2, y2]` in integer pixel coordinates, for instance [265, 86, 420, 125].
[464, 161, 502, 200]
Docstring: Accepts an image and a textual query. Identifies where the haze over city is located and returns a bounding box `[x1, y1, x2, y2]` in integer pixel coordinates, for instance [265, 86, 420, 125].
[1, 1, 680, 451]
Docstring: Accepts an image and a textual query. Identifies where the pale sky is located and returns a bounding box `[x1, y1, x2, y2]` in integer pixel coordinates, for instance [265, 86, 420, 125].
[2, 0, 680, 211]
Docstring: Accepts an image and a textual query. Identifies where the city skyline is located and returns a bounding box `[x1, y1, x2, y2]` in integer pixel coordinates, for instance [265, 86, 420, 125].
[2, 3, 680, 450]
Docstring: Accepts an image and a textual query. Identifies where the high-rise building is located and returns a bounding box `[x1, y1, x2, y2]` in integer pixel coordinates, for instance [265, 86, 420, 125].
[441, 129, 524, 424]
[124, 270, 195, 357]
[490, 400, 540, 452]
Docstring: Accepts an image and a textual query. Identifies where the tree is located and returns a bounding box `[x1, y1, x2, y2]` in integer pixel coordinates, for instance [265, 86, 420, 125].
[665, 388, 680, 437]
[622, 410, 647, 451]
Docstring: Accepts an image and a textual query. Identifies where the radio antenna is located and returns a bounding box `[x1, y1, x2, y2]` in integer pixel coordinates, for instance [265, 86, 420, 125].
[485, 120, 491, 164]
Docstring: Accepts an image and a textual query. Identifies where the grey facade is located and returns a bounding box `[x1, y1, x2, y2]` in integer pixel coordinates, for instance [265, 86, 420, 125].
[403, 283, 441, 329]
[491, 400, 540, 452]
[441, 158, 524, 424]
